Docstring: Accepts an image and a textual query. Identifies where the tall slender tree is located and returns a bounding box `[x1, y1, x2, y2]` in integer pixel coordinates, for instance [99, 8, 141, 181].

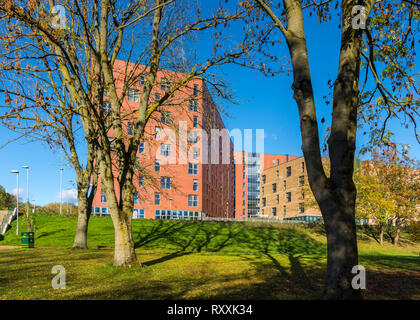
[242, 0, 418, 299]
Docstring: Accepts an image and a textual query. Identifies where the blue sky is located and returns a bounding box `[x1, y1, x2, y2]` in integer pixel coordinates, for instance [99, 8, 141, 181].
[0, 2, 418, 206]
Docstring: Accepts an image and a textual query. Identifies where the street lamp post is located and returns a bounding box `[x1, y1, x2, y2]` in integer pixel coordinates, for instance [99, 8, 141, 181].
[59, 168, 63, 215]
[22, 166, 29, 219]
[10, 170, 19, 235]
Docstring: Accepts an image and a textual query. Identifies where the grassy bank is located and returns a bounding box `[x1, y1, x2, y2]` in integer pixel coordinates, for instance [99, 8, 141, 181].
[0, 214, 419, 299]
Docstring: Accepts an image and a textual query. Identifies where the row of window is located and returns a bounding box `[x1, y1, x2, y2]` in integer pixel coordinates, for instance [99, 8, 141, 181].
[261, 176, 305, 194]
[155, 210, 202, 220]
[261, 162, 305, 184]
[125, 76, 200, 100]
[127, 112, 199, 137]
[92, 207, 145, 219]
[262, 203, 305, 217]
[138, 142, 200, 159]
[92, 207, 203, 220]
[127, 86, 201, 108]
[261, 190, 305, 206]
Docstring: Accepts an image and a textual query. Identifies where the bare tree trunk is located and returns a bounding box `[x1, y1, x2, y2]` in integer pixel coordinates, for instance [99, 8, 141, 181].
[394, 226, 400, 246]
[99, 151, 138, 267]
[73, 194, 91, 249]
[112, 211, 137, 266]
[379, 225, 384, 246]
[320, 196, 360, 299]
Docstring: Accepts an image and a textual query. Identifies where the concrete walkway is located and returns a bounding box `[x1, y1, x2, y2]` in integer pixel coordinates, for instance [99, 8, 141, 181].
[0, 246, 20, 250]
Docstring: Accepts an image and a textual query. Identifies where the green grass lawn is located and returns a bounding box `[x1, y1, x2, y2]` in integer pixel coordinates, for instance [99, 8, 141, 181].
[0, 214, 419, 299]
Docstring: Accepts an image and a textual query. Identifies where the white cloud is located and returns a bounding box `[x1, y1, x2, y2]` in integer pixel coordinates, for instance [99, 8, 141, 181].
[58, 189, 78, 202]
[9, 188, 24, 197]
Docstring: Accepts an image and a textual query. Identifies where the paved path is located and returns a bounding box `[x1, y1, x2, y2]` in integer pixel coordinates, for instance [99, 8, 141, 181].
[0, 246, 20, 250]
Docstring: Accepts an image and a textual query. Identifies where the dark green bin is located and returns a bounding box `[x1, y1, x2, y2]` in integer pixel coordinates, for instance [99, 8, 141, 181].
[21, 232, 34, 249]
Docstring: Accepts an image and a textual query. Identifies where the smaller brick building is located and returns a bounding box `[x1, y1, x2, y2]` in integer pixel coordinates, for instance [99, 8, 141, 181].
[259, 156, 324, 222]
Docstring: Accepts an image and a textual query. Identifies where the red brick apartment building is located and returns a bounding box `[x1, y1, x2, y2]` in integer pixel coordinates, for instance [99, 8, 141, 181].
[234, 152, 299, 219]
[92, 60, 235, 220]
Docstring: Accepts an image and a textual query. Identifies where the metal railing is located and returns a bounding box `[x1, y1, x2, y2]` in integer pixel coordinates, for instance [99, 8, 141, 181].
[0, 208, 17, 235]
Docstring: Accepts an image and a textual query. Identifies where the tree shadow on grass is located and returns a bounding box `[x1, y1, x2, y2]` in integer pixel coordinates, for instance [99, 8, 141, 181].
[233, 225, 327, 297]
[133, 220, 190, 249]
[142, 251, 193, 267]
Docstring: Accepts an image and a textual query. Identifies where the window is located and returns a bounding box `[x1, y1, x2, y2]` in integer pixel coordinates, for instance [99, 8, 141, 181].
[189, 100, 199, 112]
[133, 192, 139, 204]
[277, 159, 280, 166]
[299, 203, 305, 214]
[286, 192, 291, 203]
[193, 84, 199, 97]
[139, 74, 145, 86]
[138, 142, 145, 154]
[243, 191, 245, 198]
[301, 162, 305, 173]
[127, 122, 135, 135]
[161, 144, 171, 157]
[193, 179, 198, 191]
[161, 177, 171, 190]
[155, 93, 161, 103]
[161, 78, 171, 91]
[155, 160, 160, 172]
[188, 163, 198, 175]
[101, 190, 107, 203]
[283, 205, 286, 216]
[192, 147, 199, 160]
[243, 183, 246, 189]
[161, 111, 172, 124]
[299, 176, 304, 186]
[262, 186, 264, 195]
[276, 194, 279, 204]
[133, 208, 145, 219]
[272, 207, 277, 217]
[276, 170, 279, 179]
[262, 198, 266, 207]
[139, 175, 144, 188]
[154, 193, 160, 205]
[283, 180, 286, 190]
[286, 166, 291, 177]
[301, 192, 305, 200]
[155, 126, 161, 139]
[128, 89, 140, 102]
[272, 183, 277, 193]
[273, 160, 275, 166]
[262, 175, 266, 184]
[193, 116, 199, 128]
[189, 131, 198, 143]
[188, 195, 198, 207]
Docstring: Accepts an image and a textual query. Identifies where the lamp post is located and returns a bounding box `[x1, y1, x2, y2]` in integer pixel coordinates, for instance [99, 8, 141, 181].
[59, 168, 63, 215]
[10, 170, 19, 235]
[22, 166, 29, 219]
